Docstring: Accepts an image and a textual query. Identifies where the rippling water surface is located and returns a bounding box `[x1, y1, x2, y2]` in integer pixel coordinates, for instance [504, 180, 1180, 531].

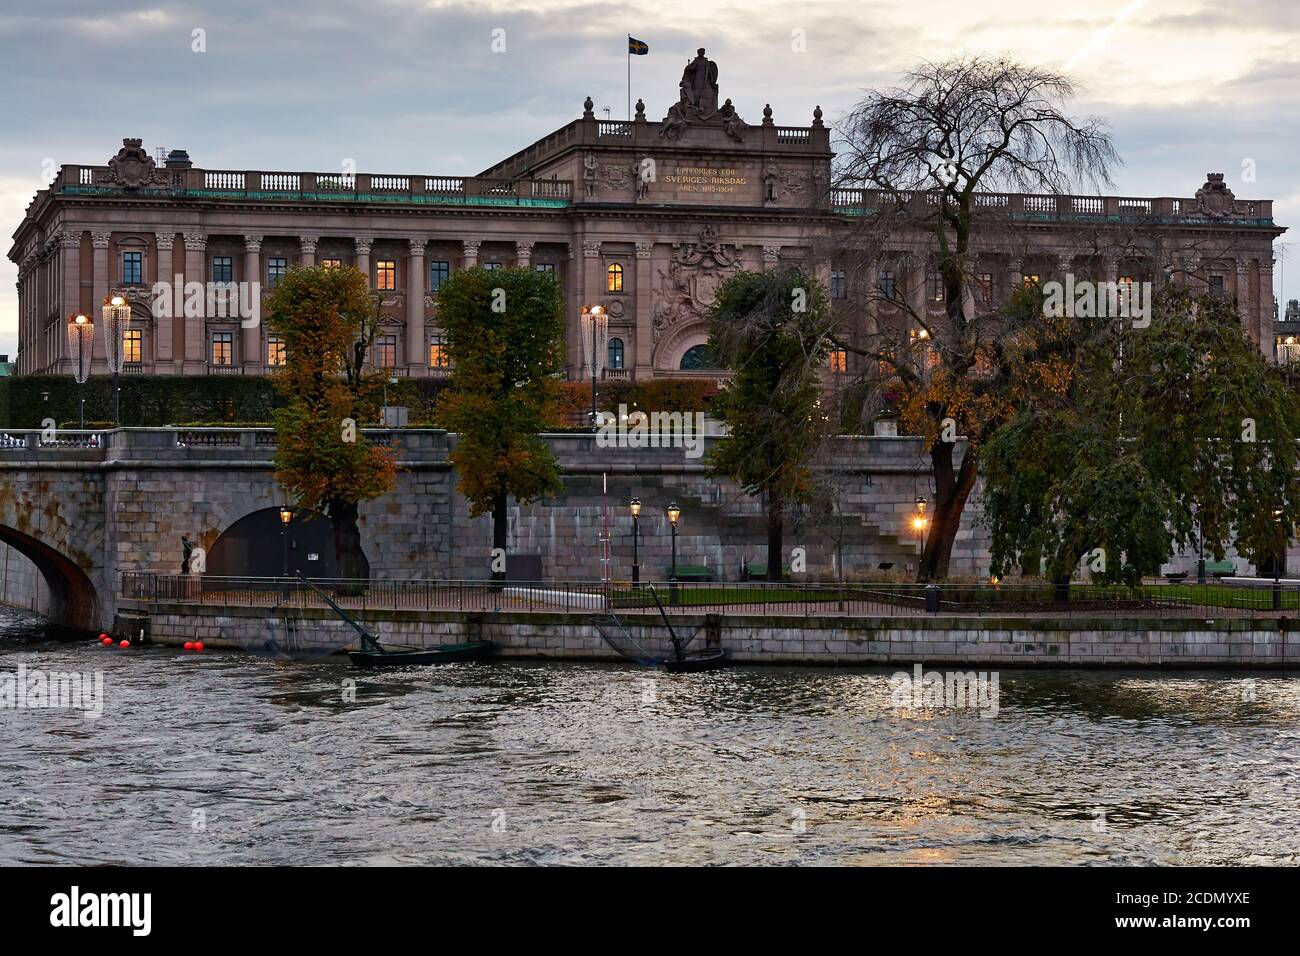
[2, 606, 1297, 865]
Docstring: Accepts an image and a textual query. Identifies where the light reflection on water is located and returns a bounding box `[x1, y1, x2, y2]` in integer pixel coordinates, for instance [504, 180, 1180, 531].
[1, 606, 1297, 865]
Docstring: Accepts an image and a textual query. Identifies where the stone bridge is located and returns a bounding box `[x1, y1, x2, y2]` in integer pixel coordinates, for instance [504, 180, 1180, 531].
[0, 426, 988, 632]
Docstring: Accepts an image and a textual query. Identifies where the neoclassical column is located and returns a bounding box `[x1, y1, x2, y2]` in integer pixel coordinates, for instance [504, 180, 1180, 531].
[461, 238, 481, 268]
[154, 232, 175, 362]
[1236, 257, 1257, 350]
[633, 241, 654, 377]
[1053, 252, 1073, 281]
[1260, 257, 1276, 360]
[182, 234, 207, 363]
[242, 236, 263, 369]
[91, 232, 111, 365]
[514, 240, 534, 268]
[299, 235, 319, 267]
[406, 237, 426, 369]
[1007, 254, 1024, 297]
[59, 232, 81, 366]
[354, 238, 372, 287]
[905, 252, 927, 324]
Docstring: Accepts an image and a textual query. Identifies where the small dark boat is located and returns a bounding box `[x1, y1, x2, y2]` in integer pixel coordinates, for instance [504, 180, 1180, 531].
[662, 647, 728, 673]
[349, 640, 494, 668]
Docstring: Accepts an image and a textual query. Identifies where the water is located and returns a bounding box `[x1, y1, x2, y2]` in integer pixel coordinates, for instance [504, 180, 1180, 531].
[2, 605, 1297, 865]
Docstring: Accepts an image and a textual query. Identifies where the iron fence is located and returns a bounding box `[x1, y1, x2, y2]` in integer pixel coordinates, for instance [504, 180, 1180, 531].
[119, 573, 1300, 619]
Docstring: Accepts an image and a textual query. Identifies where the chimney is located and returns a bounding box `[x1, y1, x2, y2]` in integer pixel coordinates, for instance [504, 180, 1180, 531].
[165, 149, 192, 169]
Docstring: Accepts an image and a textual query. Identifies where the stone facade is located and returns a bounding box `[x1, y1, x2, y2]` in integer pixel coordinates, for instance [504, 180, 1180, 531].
[8, 52, 1285, 380]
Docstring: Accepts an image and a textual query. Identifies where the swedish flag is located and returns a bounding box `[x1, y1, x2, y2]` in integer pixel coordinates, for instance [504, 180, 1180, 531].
[628, 37, 649, 55]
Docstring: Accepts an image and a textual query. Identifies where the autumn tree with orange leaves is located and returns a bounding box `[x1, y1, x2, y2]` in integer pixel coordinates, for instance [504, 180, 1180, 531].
[266, 265, 397, 579]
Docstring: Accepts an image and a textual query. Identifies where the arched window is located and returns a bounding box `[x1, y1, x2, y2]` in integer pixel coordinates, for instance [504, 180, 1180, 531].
[607, 337, 624, 370]
[607, 263, 624, 293]
[679, 344, 717, 370]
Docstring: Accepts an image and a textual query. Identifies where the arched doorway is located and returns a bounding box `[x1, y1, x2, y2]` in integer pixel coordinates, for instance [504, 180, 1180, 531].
[206, 508, 365, 579]
[0, 524, 99, 631]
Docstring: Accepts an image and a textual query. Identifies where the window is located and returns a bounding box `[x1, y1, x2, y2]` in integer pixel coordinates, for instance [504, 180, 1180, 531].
[267, 335, 286, 367]
[976, 273, 993, 304]
[211, 256, 234, 283]
[830, 270, 847, 300]
[535, 263, 555, 275]
[679, 344, 717, 370]
[607, 263, 624, 292]
[1209, 274, 1225, 295]
[122, 251, 143, 285]
[607, 337, 624, 370]
[1278, 336, 1300, 364]
[376, 259, 397, 290]
[268, 257, 288, 288]
[429, 260, 450, 290]
[321, 258, 343, 270]
[211, 332, 233, 366]
[123, 329, 142, 363]
[879, 270, 896, 301]
[483, 261, 502, 272]
[829, 349, 847, 374]
[1022, 273, 1041, 288]
[429, 332, 450, 368]
[927, 272, 944, 302]
[375, 334, 397, 368]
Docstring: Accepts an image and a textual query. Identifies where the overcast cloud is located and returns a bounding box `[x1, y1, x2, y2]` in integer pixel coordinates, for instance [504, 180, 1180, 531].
[2, 0, 1298, 357]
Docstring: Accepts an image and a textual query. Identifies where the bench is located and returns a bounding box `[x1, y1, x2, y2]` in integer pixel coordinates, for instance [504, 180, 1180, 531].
[664, 564, 714, 582]
[1205, 560, 1237, 579]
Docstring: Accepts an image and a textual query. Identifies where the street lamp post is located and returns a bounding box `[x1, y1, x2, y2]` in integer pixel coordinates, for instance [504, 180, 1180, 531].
[1272, 508, 1285, 611]
[102, 294, 131, 427]
[66, 314, 93, 430]
[581, 305, 607, 429]
[279, 505, 294, 601]
[630, 497, 642, 586]
[667, 500, 681, 606]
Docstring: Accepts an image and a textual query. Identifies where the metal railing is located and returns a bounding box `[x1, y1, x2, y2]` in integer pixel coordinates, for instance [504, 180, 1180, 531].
[118, 574, 1300, 619]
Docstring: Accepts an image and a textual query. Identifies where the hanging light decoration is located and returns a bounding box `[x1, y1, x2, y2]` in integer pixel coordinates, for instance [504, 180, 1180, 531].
[580, 304, 608, 380]
[102, 294, 132, 375]
[66, 314, 94, 384]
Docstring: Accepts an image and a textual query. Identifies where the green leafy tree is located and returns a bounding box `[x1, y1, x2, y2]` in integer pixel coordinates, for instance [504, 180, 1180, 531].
[266, 265, 397, 579]
[707, 269, 836, 581]
[982, 286, 1300, 585]
[435, 267, 566, 579]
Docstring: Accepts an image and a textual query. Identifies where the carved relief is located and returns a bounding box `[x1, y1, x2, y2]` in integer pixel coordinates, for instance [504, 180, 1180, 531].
[1193, 173, 1238, 219]
[652, 225, 740, 342]
[101, 138, 169, 189]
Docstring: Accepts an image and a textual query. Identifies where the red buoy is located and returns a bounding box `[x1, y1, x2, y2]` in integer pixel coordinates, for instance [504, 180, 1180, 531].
[100, 636, 112, 646]
[99, 632, 109, 641]
[183, 642, 194, 651]
[193, 641, 205, 653]
[119, 639, 130, 649]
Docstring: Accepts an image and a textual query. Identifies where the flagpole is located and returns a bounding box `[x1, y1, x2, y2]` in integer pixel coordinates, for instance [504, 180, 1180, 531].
[627, 35, 631, 121]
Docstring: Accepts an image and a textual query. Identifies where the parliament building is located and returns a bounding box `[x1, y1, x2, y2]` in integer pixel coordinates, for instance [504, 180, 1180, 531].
[8, 49, 1288, 382]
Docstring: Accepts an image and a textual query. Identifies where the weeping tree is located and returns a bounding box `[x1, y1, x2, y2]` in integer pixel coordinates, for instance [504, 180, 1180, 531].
[435, 267, 566, 580]
[707, 269, 836, 581]
[830, 55, 1120, 580]
[266, 265, 398, 579]
[982, 286, 1300, 586]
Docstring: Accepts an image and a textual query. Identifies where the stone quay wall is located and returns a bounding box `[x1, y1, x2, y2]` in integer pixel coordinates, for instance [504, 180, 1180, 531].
[130, 602, 1300, 669]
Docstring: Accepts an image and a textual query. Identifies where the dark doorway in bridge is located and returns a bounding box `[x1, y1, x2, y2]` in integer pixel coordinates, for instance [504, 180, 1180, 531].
[206, 508, 367, 579]
[0, 524, 99, 632]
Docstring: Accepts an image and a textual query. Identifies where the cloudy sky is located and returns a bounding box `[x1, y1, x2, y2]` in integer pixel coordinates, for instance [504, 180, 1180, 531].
[1, 0, 1297, 358]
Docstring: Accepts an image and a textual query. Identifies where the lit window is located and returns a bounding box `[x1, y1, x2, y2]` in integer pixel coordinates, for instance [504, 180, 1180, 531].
[928, 272, 944, 302]
[1023, 273, 1041, 288]
[429, 332, 450, 368]
[976, 273, 993, 303]
[267, 335, 286, 367]
[829, 349, 847, 374]
[483, 262, 502, 271]
[879, 270, 896, 301]
[321, 258, 342, 270]
[429, 261, 450, 290]
[122, 251, 143, 285]
[1278, 336, 1300, 363]
[535, 263, 555, 275]
[607, 263, 624, 292]
[211, 256, 234, 283]
[375, 334, 397, 368]
[268, 257, 288, 288]
[830, 270, 847, 300]
[607, 337, 624, 370]
[123, 329, 142, 363]
[376, 260, 397, 290]
[211, 332, 233, 366]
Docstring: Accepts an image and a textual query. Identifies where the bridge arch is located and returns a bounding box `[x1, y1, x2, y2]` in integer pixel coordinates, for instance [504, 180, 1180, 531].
[206, 506, 368, 578]
[0, 524, 99, 632]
